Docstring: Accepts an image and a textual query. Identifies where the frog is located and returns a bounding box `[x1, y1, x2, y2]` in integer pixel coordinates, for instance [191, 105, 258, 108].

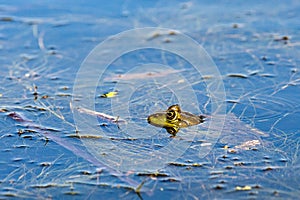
[147, 104, 205, 135]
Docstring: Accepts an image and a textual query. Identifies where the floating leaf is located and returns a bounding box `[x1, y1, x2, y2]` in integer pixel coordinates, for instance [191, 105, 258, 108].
[227, 73, 248, 79]
[235, 185, 252, 191]
[100, 91, 118, 98]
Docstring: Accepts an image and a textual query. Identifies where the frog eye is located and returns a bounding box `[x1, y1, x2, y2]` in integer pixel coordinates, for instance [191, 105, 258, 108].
[167, 104, 181, 113]
[166, 127, 179, 135]
[166, 110, 178, 121]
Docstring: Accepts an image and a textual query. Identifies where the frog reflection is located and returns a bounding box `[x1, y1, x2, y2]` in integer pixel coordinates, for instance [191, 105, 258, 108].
[147, 104, 205, 135]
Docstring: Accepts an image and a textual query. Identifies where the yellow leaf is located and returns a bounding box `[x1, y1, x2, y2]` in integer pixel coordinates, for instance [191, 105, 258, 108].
[235, 185, 252, 191]
[100, 91, 118, 98]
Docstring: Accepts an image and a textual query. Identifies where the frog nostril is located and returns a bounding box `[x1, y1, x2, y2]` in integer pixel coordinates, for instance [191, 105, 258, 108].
[199, 115, 206, 122]
[147, 116, 151, 123]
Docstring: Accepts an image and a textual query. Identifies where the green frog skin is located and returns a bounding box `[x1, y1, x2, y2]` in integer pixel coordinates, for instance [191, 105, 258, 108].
[147, 104, 205, 135]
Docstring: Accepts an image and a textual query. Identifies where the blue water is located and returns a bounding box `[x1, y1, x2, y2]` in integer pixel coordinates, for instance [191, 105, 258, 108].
[1, 1, 300, 199]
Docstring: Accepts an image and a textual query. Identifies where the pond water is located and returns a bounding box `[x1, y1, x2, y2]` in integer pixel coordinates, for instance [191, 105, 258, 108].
[1, 1, 300, 199]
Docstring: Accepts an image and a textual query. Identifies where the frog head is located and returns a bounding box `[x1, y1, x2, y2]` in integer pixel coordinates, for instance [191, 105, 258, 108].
[147, 104, 204, 135]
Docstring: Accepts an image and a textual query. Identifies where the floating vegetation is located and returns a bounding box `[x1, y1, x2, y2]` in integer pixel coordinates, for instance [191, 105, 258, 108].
[227, 73, 248, 79]
[105, 69, 184, 82]
[75, 107, 126, 123]
[0, 16, 14, 22]
[1, 1, 300, 199]
[235, 185, 252, 191]
[100, 91, 118, 98]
